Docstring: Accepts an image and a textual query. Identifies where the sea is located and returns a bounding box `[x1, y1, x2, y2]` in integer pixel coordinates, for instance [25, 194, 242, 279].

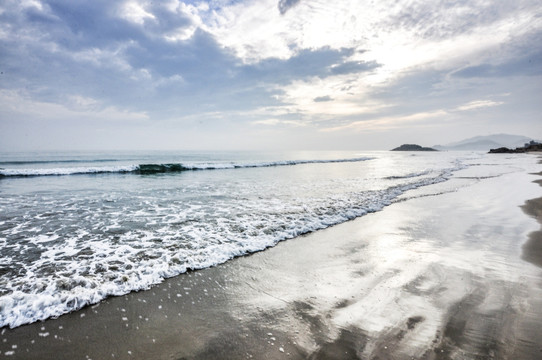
[0, 149, 529, 329]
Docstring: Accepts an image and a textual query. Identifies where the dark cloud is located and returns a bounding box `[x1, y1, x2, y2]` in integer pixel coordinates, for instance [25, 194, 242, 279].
[243, 47, 355, 84]
[0, 1, 232, 113]
[24, 5, 59, 25]
[125, 28, 237, 81]
[313, 96, 333, 102]
[278, 0, 301, 15]
[44, 0, 140, 49]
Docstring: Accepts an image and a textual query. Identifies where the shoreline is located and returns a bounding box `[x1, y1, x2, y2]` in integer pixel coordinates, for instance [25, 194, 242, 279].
[1, 157, 542, 359]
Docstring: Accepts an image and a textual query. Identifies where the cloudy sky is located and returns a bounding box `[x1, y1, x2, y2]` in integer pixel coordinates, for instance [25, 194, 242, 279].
[1, 0, 541, 151]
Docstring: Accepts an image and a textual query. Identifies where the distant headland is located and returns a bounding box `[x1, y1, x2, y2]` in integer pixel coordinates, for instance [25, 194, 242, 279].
[391, 144, 438, 151]
[392, 134, 541, 153]
[488, 140, 542, 153]
[433, 134, 540, 151]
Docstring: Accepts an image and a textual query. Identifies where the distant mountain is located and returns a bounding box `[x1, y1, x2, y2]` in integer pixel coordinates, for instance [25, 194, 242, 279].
[391, 144, 437, 151]
[433, 134, 537, 151]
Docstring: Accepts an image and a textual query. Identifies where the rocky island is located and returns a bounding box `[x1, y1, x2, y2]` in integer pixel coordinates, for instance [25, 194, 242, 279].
[391, 144, 438, 151]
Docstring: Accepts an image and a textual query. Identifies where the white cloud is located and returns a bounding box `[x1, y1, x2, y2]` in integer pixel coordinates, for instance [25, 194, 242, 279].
[321, 110, 449, 133]
[120, 1, 156, 25]
[20, 0, 43, 11]
[273, 72, 389, 120]
[164, 27, 197, 42]
[66, 95, 100, 111]
[195, 0, 542, 78]
[182, 0, 541, 128]
[196, 0, 370, 63]
[455, 100, 504, 112]
[319, 96, 507, 133]
[161, 1, 206, 42]
[252, 118, 307, 127]
[71, 47, 134, 74]
[0, 90, 149, 122]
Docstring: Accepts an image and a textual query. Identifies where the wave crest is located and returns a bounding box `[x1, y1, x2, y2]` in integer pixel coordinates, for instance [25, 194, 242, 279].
[0, 157, 374, 178]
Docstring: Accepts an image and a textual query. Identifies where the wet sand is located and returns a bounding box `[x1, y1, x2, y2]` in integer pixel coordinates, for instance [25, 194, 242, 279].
[521, 171, 542, 268]
[1, 160, 542, 359]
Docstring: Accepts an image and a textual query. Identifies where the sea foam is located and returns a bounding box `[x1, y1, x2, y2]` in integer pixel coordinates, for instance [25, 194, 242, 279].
[0, 157, 373, 177]
[0, 163, 461, 328]
[0, 152, 469, 329]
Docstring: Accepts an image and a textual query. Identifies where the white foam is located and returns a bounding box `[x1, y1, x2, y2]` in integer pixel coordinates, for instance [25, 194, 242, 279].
[0, 165, 138, 177]
[0, 156, 467, 329]
[0, 157, 374, 177]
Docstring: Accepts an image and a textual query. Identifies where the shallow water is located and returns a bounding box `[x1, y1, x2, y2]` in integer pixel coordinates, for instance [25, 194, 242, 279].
[0, 150, 530, 328]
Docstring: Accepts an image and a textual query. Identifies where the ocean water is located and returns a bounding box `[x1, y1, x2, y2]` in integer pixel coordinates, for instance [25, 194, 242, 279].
[0, 150, 491, 328]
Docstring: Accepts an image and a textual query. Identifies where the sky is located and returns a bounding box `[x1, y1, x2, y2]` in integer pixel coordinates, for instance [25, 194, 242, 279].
[0, 0, 541, 151]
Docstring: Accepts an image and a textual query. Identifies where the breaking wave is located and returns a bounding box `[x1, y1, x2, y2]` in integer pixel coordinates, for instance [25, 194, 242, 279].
[0, 157, 374, 177]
